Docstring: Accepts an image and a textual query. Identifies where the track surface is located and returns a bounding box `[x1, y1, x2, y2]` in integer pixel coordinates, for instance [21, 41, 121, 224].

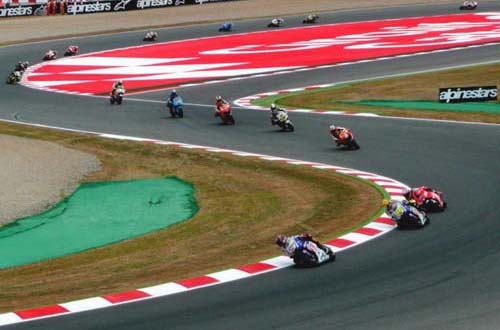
[1, 3, 500, 330]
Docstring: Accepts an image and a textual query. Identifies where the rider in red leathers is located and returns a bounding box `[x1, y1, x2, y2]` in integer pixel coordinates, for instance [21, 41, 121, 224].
[404, 186, 441, 206]
[329, 124, 352, 146]
[214, 95, 229, 116]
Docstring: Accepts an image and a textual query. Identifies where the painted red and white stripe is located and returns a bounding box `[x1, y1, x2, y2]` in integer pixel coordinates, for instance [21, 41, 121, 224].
[233, 82, 380, 117]
[0, 120, 406, 327]
[21, 12, 500, 96]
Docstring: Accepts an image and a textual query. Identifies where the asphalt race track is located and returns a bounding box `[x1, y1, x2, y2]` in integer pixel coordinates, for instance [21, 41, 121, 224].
[1, 3, 500, 330]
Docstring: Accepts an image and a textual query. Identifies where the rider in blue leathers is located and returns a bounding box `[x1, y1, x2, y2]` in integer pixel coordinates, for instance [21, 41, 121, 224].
[167, 89, 179, 109]
[276, 233, 331, 258]
[384, 199, 427, 227]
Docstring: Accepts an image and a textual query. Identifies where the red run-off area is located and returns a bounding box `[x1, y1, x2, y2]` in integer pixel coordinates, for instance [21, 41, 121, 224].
[24, 12, 500, 94]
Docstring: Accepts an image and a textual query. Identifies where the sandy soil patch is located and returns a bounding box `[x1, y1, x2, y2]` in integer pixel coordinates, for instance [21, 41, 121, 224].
[0, 134, 100, 226]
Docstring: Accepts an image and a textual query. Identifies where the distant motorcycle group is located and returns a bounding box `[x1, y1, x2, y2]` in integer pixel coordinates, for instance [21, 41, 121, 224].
[43, 45, 79, 61]
[219, 14, 319, 32]
[6, 61, 29, 85]
[6, 45, 79, 84]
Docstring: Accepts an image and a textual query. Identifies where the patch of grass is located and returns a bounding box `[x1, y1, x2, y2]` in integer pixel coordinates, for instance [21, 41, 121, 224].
[0, 122, 382, 312]
[254, 63, 500, 123]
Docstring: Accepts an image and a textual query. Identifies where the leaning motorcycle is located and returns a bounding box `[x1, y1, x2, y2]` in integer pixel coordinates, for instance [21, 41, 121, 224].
[460, 0, 478, 10]
[6, 71, 21, 85]
[143, 32, 158, 42]
[303, 14, 319, 24]
[110, 88, 125, 105]
[407, 188, 447, 212]
[43, 50, 57, 61]
[267, 18, 284, 27]
[394, 204, 430, 229]
[168, 96, 184, 118]
[64, 45, 79, 56]
[275, 111, 294, 132]
[215, 103, 235, 125]
[218, 22, 233, 32]
[334, 130, 360, 150]
[292, 239, 336, 267]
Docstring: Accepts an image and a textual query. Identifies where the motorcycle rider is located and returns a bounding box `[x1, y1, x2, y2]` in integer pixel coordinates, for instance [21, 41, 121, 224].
[329, 124, 352, 146]
[219, 22, 233, 32]
[144, 31, 158, 41]
[66, 45, 79, 55]
[111, 80, 125, 98]
[167, 89, 178, 103]
[167, 89, 179, 111]
[45, 50, 57, 59]
[462, 0, 478, 9]
[15, 61, 29, 72]
[214, 95, 230, 116]
[276, 233, 331, 258]
[304, 14, 319, 23]
[403, 186, 441, 207]
[383, 199, 426, 226]
[270, 103, 287, 125]
[8, 70, 22, 84]
[270, 18, 284, 26]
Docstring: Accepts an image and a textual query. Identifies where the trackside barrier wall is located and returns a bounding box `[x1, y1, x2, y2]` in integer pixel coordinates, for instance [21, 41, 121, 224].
[0, 0, 241, 17]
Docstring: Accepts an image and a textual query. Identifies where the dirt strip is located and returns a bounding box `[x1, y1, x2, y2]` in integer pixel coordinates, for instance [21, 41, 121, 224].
[0, 134, 100, 226]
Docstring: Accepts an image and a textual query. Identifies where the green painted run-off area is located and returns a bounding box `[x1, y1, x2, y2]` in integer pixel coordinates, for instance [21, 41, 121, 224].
[345, 100, 500, 114]
[0, 177, 198, 269]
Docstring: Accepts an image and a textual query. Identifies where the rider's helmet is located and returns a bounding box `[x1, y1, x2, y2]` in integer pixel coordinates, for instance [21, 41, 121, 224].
[117, 80, 123, 85]
[270, 103, 277, 110]
[172, 89, 177, 94]
[216, 95, 222, 101]
[384, 199, 397, 213]
[275, 234, 287, 247]
[329, 124, 336, 133]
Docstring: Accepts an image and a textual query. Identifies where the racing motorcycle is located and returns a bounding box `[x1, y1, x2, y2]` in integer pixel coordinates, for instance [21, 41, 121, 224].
[303, 14, 319, 24]
[167, 95, 184, 118]
[64, 45, 79, 56]
[43, 50, 57, 61]
[15, 61, 29, 72]
[267, 18, 284, 27]
[215, 103, 235, 125]
[218, 22, 233, 32]
[110, 87, 125, 105]
[333, 129, 360, 150]
[292, 238, 336, 267]
[6, 71, 22, 85]
[272, 111, 294, 132]
[460, 0, 478, 9]
[404, 187, 447, 212]
[391, 201, 430, 229]
[143, 31, 158, 42]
